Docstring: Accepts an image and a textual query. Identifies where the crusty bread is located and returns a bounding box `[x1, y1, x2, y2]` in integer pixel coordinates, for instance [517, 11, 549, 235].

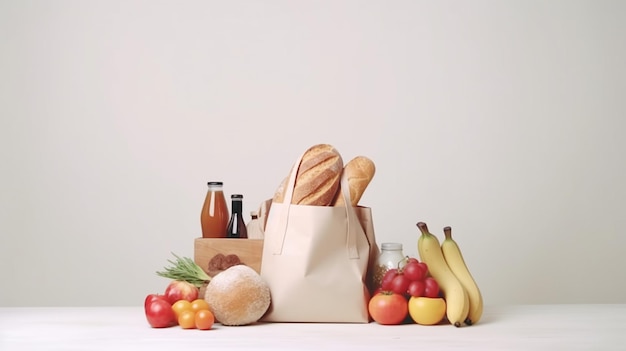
[204, 265, 271, 326]
[332, 156, 376, 206]
[273, 144, 343, 206]
[272, 176, 288, 204]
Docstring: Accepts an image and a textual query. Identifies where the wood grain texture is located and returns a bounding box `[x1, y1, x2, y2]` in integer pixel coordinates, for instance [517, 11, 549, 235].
[194, 238, 264, 275]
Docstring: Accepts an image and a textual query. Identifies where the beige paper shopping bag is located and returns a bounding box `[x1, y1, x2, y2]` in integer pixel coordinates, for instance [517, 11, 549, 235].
[353, 205, 380, 295]
[260, 153, 377, 323]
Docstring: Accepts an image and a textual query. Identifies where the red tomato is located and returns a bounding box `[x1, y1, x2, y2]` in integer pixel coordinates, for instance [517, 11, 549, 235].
[144, 294, 177, 328]
[368, 292, 408, 325]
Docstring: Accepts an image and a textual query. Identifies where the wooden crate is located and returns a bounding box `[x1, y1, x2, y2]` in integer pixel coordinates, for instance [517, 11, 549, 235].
[194, 238, 264, 276]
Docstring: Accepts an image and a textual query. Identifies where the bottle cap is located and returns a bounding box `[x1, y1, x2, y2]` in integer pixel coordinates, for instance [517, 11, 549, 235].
[231, 194, 243, 199]
[381, 242, 403, 250]
[207, 181, 223, 186]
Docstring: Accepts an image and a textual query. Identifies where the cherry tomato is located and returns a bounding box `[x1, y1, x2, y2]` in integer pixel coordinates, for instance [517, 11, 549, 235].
[144, 294, 176, 328]
[178, 310, 197, 329]
[424, 277, 440, 298]
[195, 309, 215, 330]
[368, 292, 408, 325]
[389, 274, 411, 295]
[190, 299, 210, 313]
[171, 300, 193, 318]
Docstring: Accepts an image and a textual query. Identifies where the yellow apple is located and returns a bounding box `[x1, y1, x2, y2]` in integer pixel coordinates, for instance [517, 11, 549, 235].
[408, 297, 446, 325]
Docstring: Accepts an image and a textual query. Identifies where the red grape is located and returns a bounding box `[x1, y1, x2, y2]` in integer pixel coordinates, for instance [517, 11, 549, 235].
[380, 268, 398, 291]
[407, 280, 426, 297]
[417, 262, 428, 276]
[424, 277, 440, 298]
[403, 262, 426, 282]
[389, 274, 411, 295]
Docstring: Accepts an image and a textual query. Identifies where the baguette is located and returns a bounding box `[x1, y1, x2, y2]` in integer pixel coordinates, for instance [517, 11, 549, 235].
[332, 156, 376, 206]
[273, 144, 343, 206]
[272, 176, 289, 204]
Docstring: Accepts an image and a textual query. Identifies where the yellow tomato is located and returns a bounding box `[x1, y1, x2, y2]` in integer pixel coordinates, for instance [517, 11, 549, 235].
[178, 310, 196, 329]
[408, 297, 446, 325]
[171, 300, 193, 319]
[190, 299, 210, 313]
[195, 309, 215, 330]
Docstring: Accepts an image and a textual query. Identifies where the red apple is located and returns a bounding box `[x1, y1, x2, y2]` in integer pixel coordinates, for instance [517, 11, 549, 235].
[164, 280, 199, 304]
[144, 294, 176, 328]
[144, 294, 168, 309]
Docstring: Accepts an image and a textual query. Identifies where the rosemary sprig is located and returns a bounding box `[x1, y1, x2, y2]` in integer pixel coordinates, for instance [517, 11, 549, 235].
[156, 253, 211, 288]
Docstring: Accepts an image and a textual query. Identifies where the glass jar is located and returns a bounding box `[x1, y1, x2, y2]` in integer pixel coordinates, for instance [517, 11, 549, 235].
[372, 243, 406, 290]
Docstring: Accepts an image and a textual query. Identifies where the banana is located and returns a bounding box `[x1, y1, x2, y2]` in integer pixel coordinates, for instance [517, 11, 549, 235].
[417, 222, 469, 327]
[441, 226, 484, 325]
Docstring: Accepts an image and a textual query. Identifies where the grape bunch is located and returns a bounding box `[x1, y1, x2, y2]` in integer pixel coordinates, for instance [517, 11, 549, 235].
[379, 257, 440, 298]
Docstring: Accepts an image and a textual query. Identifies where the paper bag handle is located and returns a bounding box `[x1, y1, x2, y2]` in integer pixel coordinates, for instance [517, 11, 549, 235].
[270, 151, 361, 259]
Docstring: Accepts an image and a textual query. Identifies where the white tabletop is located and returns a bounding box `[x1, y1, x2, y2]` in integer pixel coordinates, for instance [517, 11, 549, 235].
[1, 304, 624, 350]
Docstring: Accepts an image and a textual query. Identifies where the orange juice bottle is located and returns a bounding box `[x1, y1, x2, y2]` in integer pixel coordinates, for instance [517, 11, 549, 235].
[200, 181, 229, 238]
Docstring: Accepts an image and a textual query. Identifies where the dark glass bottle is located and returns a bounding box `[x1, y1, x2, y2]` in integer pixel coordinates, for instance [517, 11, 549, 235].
[226, 194, 248, 238]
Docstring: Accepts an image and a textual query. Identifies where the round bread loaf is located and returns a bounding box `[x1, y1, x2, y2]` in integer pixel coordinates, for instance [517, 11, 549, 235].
[204, 265, 271, 326]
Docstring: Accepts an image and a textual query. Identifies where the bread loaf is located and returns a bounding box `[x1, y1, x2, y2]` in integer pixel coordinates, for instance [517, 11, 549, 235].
[204, 265, 270, 326]
[273, 144, 343, 206]
[272, 176, 288, 204]
[332, 156, 376, 206]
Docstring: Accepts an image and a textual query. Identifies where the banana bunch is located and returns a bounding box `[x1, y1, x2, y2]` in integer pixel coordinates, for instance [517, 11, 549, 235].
[441, 226, 483, 325]
[417, 222, 483, 327]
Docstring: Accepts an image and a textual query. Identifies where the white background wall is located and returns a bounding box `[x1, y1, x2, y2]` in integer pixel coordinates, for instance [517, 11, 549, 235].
[1, 0, 625, 307]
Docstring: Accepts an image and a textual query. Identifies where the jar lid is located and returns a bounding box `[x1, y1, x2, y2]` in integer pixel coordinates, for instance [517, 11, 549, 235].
[381, 242, 403, 250]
